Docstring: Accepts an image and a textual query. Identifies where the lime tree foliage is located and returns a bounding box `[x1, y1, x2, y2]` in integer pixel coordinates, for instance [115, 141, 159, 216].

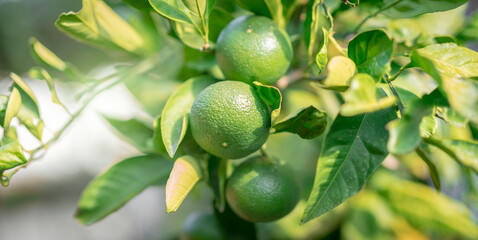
[2, 0, 478, 238]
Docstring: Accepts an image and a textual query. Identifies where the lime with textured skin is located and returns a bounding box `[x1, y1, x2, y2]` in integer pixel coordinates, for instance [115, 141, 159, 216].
[226, 156, 300, 222]
[181, 211, 222, 240]
[216, 15, 293, 85]
[190, 81, 270, 159]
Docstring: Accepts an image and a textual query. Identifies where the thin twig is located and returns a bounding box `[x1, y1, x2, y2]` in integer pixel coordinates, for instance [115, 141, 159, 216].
[385, 75, 404, 116]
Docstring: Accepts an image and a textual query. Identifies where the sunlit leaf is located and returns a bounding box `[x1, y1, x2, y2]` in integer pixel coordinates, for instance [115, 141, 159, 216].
[340, 74, 396, 117]
[383, 0, 468, 19]
[173, 21, 207, 49]
[411, 43, 478, 79]
[56, 0, 149, 55]
[29, 67, 62, 105]
[104, 116, 154, 154]
[419, 115, 437, 138]
[348, 29, 394, 80]
[10, 73, 43, 140]
[441, 77, 478, 124]
[322, 56, 356, 91]
[252, 82, 282, 124]
[165, 155, 203, 213]
[315, 28, 329, 74]
[372, 171, 478, 239]
[387, 19, 433, 47]
[272, 106, 327, 139]
[149, 0, 193, 24]
[75, 154, 173, 225]
[301, 107, 396, 224]
[161, 76, 216, 158]
[3, 88, 21, 132]
[29, 37, 71, 74]
[0, 140, 27, 171]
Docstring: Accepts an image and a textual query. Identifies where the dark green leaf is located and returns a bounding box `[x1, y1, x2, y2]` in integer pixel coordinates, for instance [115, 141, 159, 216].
[348, 30, 394, 80]
[161, 76, 216, 158]
[457, 10, 478, 42]
[416, 147, 441, 191]
[301, 107, 396, 223]
[214, 202, 257, 240]
[0, 140, 27, 171]
[383, 0, 468, 19]
[104, 116, 154, 154]
[272, 106, 327, 139]
[75, 154, 173, 225]
[208, 156, 226, 212]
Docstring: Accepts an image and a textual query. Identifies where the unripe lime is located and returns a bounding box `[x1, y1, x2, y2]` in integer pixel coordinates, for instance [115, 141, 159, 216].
[216, 15, 293, 85]
[189, 81, 270, 159]
[226, 156, 301, 222]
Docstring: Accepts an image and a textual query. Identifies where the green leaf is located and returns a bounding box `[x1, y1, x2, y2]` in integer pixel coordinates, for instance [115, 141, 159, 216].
[383, 0, 468, 19]
[437, 139, 478, 174]
[315, 28, 329, 74]
[207, 156, 226, 212]
[348, 29, 394, 80]
[161, 76, 216, 158]
[340, 74, 396, 117]
[387, 96, 434, 155]
[3, 88, 21, 132]
[322, 56, 356, 91]
[416, 147, 441, 191]
[29, 37, 74, 74]
[56, 0, 149, 55]
[165, 155, 203, 213]
[104, 116, 154, 154]
[411, 43, 478, 80]
[208, 7, 234, 42]
[301, 107, 396, 224]
[149, 0, 194, 24]
[272, 106, 327, 139]
[457, 10, 478, 42]
[75, 154, 173, 225]
[173, 21, 207, 49]
[387, 19, 433, 47]
[304, 0, 321, 65]
[122, 0, 154, 11]
[419, 115, 437, 138]
[441, 77, 478, 124]
[29, 67, 62, 105]
[152, 117, 167, 155]
[372, 171, 478, 239]
[0, 140, 27, 171]
[264, 0, 285, 29]
[10, 73, 43, 140]
[252, 82, 282, 124]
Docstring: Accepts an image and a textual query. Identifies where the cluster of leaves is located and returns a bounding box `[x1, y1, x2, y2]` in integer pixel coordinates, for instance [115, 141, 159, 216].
[2, 0, 478, 238]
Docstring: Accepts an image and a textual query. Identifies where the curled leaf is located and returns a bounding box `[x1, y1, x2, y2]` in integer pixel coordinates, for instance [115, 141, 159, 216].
[272, 106, 327, 139]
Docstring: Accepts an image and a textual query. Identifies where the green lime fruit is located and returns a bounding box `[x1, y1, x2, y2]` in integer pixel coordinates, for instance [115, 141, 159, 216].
[189, 81, 271, 159]
[216, 15, 293, 85]
[181, 211, 222, 240]
[226, 156, 301, 222]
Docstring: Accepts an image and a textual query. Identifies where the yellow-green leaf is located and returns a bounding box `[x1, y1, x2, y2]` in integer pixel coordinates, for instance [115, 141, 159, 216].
[340, 74, 396, 116]
[3, 88, 21, 131]
[165, 155, 203, 213]
[323, 56, 356, 91]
